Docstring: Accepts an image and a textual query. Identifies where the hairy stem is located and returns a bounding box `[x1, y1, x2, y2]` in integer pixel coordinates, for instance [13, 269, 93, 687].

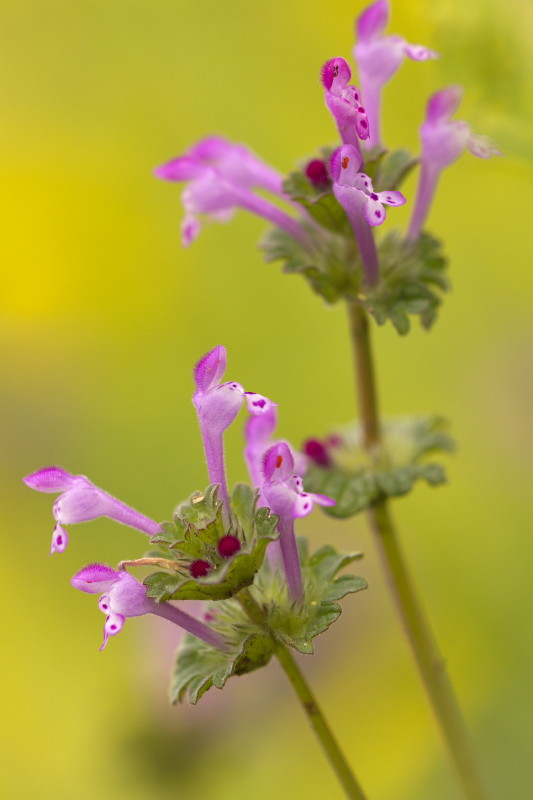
[346, 300, 489, 800]
[236, 588, 367, 800]
[275, 644, 368, 800]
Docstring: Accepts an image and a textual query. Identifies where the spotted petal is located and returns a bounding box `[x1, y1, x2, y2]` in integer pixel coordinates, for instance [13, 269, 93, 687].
[376, 190, 406, 207]
[364, 195, 387, 226]
[263, 442, 294, 483]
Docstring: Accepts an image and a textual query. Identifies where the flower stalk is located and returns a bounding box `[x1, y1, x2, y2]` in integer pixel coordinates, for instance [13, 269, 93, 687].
[236, 588, 367, 800]
[346, 300, 489, 800]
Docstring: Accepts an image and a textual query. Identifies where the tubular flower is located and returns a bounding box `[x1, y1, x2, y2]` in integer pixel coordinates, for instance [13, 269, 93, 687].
[193, 345, 275, 511]
[354, 0, 437, 148]
[321, 57, 370, 150]
[408, 86, 501, 239]
[154, 136, 311, 248]
[261, 443, 334, 603]
[23, 467, 161, 553]
[244, 406, 307, 505]
[72, 564, 227, 651]
[330, 144, 406, 284]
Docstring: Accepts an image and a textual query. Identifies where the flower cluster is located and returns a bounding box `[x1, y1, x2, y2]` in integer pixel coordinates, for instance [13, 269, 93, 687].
[25, 347, 333, 652]
[155, 0, 499, 297]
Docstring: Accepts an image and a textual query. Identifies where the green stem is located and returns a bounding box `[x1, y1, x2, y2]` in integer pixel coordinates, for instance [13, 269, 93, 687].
[275, 644, 367, 800]
[346, 300, 489, 800]
[237, 589, 368, 800]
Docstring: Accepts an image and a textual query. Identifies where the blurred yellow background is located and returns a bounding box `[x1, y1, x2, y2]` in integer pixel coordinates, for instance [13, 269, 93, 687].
[2, 0, 532, 798]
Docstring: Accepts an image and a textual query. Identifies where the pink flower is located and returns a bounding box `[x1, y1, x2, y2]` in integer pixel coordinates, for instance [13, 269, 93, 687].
[354, 0, 438, 148]
[408, 86, 501, 239]
[72, 564, 226, 651]
[155, 136, 311, 248]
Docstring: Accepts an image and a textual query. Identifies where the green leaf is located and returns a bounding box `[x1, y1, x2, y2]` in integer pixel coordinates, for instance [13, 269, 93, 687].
[170, 631, 274, 705]
[260, 225, 361, 305]
[144, 532, 276, 601]
[169, 541, 367, 702]
[144, 484, 280, 602]
[303, 416, 452, 518]
[302, 469, 379, 518]
[282, 170, 351, 235]
[262, 542, 367, 654]
[363, 231, 449, 334]
[374, 149, 418, 191]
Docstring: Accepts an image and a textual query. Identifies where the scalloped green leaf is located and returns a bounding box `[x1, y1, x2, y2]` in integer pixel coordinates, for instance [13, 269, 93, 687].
[144, 534, 276, 601]
[303, 468, 379, 518]
[168, 541, 367, 702]
[260, 223, 362, 305]
[144, 484, 280, 601]
[303, 416, 452, 518]
[375, 149, 418, 191]
[170, 632, 274, 705]
[264, 543, 367, 654]
[305, 462, 448, 518]
[363, 231, 449, 334]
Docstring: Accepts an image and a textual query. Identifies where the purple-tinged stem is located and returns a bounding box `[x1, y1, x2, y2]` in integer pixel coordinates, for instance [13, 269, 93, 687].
[278, 516, 304, 605]
[407, 163, 439, 240]
[150, 601, 227, 650]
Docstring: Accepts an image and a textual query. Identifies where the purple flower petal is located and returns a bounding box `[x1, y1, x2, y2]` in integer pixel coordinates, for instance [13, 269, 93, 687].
[329, 145, 362, 184]
[310, 493, 336, 507]
[100, 612, 125, 651]
[321, 57, 352, 92]
[356, 0, 389, 42]
[377, 190, 406, 207]
[71, 563, 120, 594]
[181, 214, 201, 247]
[194, 345, 227, 394]
[98, 595, 111, 614]
[106, 572, 154, 618]
[195, 381, 245, 435]
[467, 134, 502, 159]
[426, 86, 463, 124]
[23, 466, 82, 493]
[50, 523, 69, 555]
[244, 392, 275, 415]
[263, 442, 294, 483]
[154, 156, 208, 182]
[364, 195, 387, 226]
[53, 486, 117, 525]
[404, 43, 438, 62]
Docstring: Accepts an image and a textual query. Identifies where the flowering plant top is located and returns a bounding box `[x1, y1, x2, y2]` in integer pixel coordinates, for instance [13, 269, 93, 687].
[25, 346, 365, 699]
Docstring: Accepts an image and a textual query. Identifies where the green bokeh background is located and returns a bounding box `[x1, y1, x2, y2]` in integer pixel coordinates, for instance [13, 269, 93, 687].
[2, 1, 532, 798]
